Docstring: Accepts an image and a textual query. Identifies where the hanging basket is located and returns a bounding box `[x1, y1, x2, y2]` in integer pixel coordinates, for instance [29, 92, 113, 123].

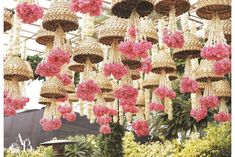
[65, 83, 75, 94]
[39, 96, 52, 105]
[152, 51, 176, 74]
[212, 80, 231, 98]
[122, 55, 142, 70]
[143, 73, 160, 89]
[154, 0, 190, 16]
[4, 8, 13, 32]
[68, 60, 85, 73]
[4, 56, 33, 81]
[199, 82, 207, 91]
[111, 0, 138, 18]
[196, 0, 231, 20]
[136, 90, 145, 107]
[35, 28, 55, 46]
[139, 18, 158, 44]
[130, 69, 141, 80]
[224, 19, 231, 44]
[173, 33, 202, 59]
[42, 2, 78, 32]
[135, 0, 155, 17]
[96, 73, 113, 93]
[68, 93, 78, 103]
[168, 71, 178, 81]
[98, 16, 127, 46]
[195, 59, 224, 82]
[103, 92, 115, 102]
[73, 36, 103, 64]
[40, 76, 66, 99]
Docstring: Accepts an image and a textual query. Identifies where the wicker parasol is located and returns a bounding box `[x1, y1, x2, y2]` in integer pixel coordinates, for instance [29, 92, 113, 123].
[139, 18, 158, 44]
[4, 8, 14, 32]
[224, 19, 231, 44]
[212, 80, 231, 99]
[95, 73, 113, 93]
[142, 73, 160, 89]
[39, 96, 52, 105]
[35, 28, 55, 46]
[130, 69, 141, 80]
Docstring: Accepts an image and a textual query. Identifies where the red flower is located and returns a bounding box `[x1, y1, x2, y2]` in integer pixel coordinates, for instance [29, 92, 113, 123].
[190, 107, 208, 122]
[100, 125, 112, 134]
[180, 77, 199, 93]
[199, 96, 220, 109]
[118, 41, 136, 60]
[96, 116, 112, 125]
[40, 118, 62, 131]
[122, 105, 139, 113]
[63, 112, 77, 122]
[133, 40, 152, 59]
[93, 105, 109, 117]
[162, 28, 184, 48]
[213, 58, 231, 75]
[139, 58, 152, 74]
[58, 105, 72, 115]
[104, 63, 128, 80]
[214, 112, 231, 122]
[154, 87, 176, 100]
[132, 120, 149, 137]
[57, 74, 72, 86]
[114, 85, 138, 106]
[47, 48, 71, 67]
[35, 62, 61, 77]
[128, 26, 137, 39]
[148, 103, 164, 112]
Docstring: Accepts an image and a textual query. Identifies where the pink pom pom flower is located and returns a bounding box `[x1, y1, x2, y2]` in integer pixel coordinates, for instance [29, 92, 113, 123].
[154, 87, 176, 100]
[190, 107, 208, 122]
[16, 2, 43, 24]
[132, 120, 150, 137]
[100, 125, 112, 134]
[162, 28, 184, 48]
[96, 116, 112, 125]
[58, 105, 72, 115]
[213, 58, 231, 75]
[93, 105, 109, 117]
[76, 80, 101, 102]
[47, 48, 71, 67]
[201, 43, 231, 60]
[133, 40, 152, 59]
[214, 112, 231, 122]
[70, 0, 103, 16]
[56, 74, 72, 86]
[63, 112, 77, 122]
[35, 62, 61, 77]
[199, 96, 220, 109]
[148, 103, 164, 112]
[40, 118, 62, 131]
[128, 26, 137, 39]
[118, 41, 136, 60]
[104, 63, 128, 80]
[122, 105, 139, 114]
[180, 77, 199, 93]
[139, 58, 152, 74]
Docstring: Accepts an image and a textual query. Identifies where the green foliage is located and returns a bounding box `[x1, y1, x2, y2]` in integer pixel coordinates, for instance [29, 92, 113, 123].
[94, 123, 125, 157]
[74, 72, 80, 85]
[65, 135, 96, 157]
[26, 55, 44, 81]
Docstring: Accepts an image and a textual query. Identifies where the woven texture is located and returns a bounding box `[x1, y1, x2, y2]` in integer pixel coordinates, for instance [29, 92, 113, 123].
[65, 83, 75, 94]
[139, 18, 158, 44]
[103, 92, 115, 102]
[98, 16, 127, 46]
[68, 61, 85, 73]
[73, 36, 103, 64]
[68, 93, 78, 103]
[39, 96, 52, 105]
[154, 0, 190, 16]
[196, 0, 231, 20]
[35, 28, 55, 45]
[111, 0, 139, 18]
[96, 73, 113, 92]
[143, 73, 160, 89]
[42, 2, 78, 32]
[130, 69, 141, 80]
[136, 90, 145, 107]
[224, 19, 231, 44]
[122, 55, 142, 70]
[168, 71, 178, 81]
[212, 80, 231, 98]
[4, 8, 13, 32]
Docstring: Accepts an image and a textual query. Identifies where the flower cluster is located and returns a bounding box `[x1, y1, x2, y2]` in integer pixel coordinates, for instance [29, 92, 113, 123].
[100, 125, 111, 134]
[35, 62, 61, 77]
[213, 58, 231, 75]
[47, 48, 71, 67]
[63, 112, 77, 122]
[128, 26, 137, 39]
[139, 58, 152, 74]
[214, 112, 231, 122]
[201, 43, 231, 60]
[93, 105, 117, 117]
[154, 86, 176, 100]
[148, 103, 164, 112]
[16, 2, 43, 24]
[118, 40, 152, 60]
[132, 120, 150, 137]
[104, 63, 128, 80]
[190, 107, 208, 122]
[96, 116, 112, 125]
[180, 77, 199, 93]
[70, 0, 103, 16]
[40, 118, 62, 131]
[199, 96, 220, 109]
[56, 74, 72, 86]
[162, 28, 184, 48]
[76, 80, 101, 102]
[114, 85, 138, 113]
[58, 105, 72, 115]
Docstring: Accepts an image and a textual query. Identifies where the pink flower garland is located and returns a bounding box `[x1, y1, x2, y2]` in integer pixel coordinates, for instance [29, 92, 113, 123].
[199, 96, 220, 109]
[63, 112, 77, 122]
[76, 80, 101, 102]
[128, 26, 137, 39]
[122, 105, 139, 113]
[47, 48, 71, 67]
[213, 58, 231, 75]
[16, 2, 43, 24]
[118, 41, 136, 59]
[93, 105, 109, 117]
[35, 62, 61, 77]
[201, 43, 231, 60]
[104, 63, 128, 80]
[162, 28, 184, 49]
[56, 74, 72, 86]
[190, 107, 208, 122]
[132, 120, 150, 137]
[214, 112, 231, 122]
[133, 40, 152, 59]
[154, 87, 176, 100]
[139, 58, 152, 74]
[58, 105, 72, 115]
[96, 116, 112, 125]
[40, 118, 62, 131]
[148, 103, 164, 112]
[180, 77, 199, 93]
[70, 0, 103, 16]
[100, 125, 111, 134]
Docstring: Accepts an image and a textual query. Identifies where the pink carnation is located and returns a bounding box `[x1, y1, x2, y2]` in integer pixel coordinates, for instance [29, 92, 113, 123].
[100, 125, 112, 134]
[63, 112, 77, 122]
[148, 103, 164, 112]
[104, 63, 128, 80]
[199, 96, 220, 109]
[4, 103, 16, 117]
[190, 107, 208, 122]
[35, 62, 61, 77]
[114, 85, 138, 106]
[139, 58, 152, 74]
[93, 105, 109, 117]
[133, 40, 152, 59]
[76, 80, 101, 102]
[201, 43, 231, 60]
[96, 116, 112, 125]
[180, 77, 199, 93]
[132, 120, 149, 137]
[40, 118, 62, 132]
[16, 2, 43, 24]
[47, 48, 71, 67]
[57, 74, 72, 86]
[122, 105, 139, 113]
[163, 28, 184, 48]
[107, 108, 118, 116]
[214, 112, 231, 122]
[70, 0, 103, 16]
[58, 105, 72, 115]
[154, 87, 176, 100]
[213, 58, 231, 75]
[128, 26, 137, 39]
[118, 41, 136, 60]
